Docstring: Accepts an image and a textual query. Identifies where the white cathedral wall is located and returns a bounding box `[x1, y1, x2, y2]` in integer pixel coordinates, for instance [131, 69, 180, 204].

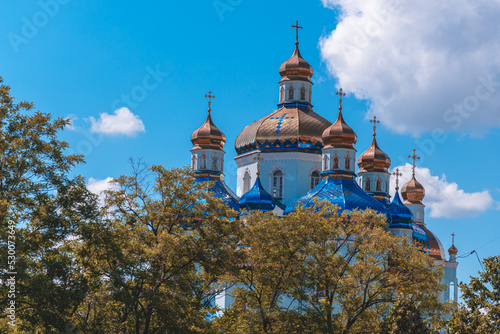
[235, 151, 321, 206]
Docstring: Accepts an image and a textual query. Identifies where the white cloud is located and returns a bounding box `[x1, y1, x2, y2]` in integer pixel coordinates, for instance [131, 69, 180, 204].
[320, 0, 500, 135]
[65, 114, 78, 131]
[90, 108, 145, 137]
[87, 177, 120, 206]
[390, 164, 494, 218]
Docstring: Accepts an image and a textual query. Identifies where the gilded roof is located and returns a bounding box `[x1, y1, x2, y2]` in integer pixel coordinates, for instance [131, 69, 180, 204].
[322, 110, 357, 149]
[278, 42, 313, 83]
[421, 224, 446, 260]
[191, 111, 226, 151]
[234, 106, 331, 155]
[357, 136, 391, 173]
[401, 176, 425, 204]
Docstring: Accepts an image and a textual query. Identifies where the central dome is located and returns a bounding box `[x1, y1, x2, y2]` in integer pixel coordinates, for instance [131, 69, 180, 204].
[234, 105, 331, 155]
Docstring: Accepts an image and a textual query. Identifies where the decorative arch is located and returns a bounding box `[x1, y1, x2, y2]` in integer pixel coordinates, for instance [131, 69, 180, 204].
[191, 154, 196, 170]
[323, 154, 329, 171]
[269, 163, 285, 199]
[280, 86, 284, 102]
[211, 154, 218, 171]
[300, 86, 306, 100]
[332, 154, 340, 169]
[344, 153, 351, 170]
[376, 177, 382, 191]
[385, 178, 389, 193]
[200, 153, 207, 170]
[243, 169, 251, 193]
[288, 85, 294, 100]
[310, 169, 321, 190]
[364, 177, 371, 191]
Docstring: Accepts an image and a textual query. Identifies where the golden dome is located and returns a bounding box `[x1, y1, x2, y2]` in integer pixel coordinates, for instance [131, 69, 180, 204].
[357, 136, 391, 173]
[191, 111, 226, 151]
[448, 244, 458, 257]
[401, 176, 425, 204]
[322, 110, 357, 149]
[279, 42, 314, 83]
[234, 106, 331, 155]
[422, 225, 446, 261]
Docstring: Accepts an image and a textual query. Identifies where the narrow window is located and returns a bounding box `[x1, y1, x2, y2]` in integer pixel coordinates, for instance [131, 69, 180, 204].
[323, 155, 328, 171]
[288, 86, 294, 100]
[309, 87, 312, 102]
[364, 177, 371, 191]
[280, 86, 284, 102]
[191, 155, 196, 170]
[333, 156, 339, 169]
[345, 155, 350, 170]
[200, 154, 207, 170]
[243, 171, 251, 193]
[300, 86, 306, 100]
[376, 178, 382, 191]
[385, 179, 389, 193]
[273, 170, 283, 199]
[212, 154, 218, 170]
[310, 171, 320, 189]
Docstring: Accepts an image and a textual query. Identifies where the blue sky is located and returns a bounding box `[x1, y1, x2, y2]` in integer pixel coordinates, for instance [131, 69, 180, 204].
[1, 0, 499, 294]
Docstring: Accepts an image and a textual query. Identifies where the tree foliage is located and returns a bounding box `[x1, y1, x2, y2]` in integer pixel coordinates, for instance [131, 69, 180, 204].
[381, 294, 431, 334]
[448, 255, 500, 334]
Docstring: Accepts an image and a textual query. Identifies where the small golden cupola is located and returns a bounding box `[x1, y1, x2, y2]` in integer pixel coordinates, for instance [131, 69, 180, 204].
[190, 91, 226, 151]
[190, 91, 226, 178]
[357, 116, 391, 201]
[322, 88, 357, 150]
[278, 42, 314, 83]
[448, 232, 458, 260]
[401, 149, 425, 205]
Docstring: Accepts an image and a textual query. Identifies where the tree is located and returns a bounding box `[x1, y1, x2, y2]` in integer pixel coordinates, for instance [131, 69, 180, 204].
[0, 76, 99, 332]
[216, 202, 445, 333]
[381, 294, 431, 334]
[448, 255, 500, 334]
[73, 163, 244, 333]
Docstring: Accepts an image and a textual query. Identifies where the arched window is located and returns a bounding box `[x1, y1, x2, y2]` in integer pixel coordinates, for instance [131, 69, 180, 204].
[376, 178, 382, 191]
[280, 86, 284, 102]
[309, 87, 312, 102]
[323, 155, 328, 171]
[272, 170, 283, 199]
[344, 154, 351, 170]
[310, 171, 320, 190]
[212, 154, 218, 170]
[300, 86, 306, 100]
[200, 154, 207, 170]
[364, 177, 371, 191]
[449, 282, 456, 301]
[191, 154, 196, 170]
[288, 85, 294, 100]
[243, 171, 251, 193]
[333, 155, 339, 169]
[385, 179, 389, 193]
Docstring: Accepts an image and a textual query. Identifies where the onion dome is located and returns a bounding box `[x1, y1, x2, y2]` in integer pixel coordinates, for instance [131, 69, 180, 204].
[239, 177, 275, 212]
[357, 121, 391, 172]
[284, 176, 388, 216]
[448, 244, 458, 258]
[279, 42, 314, 83]
[234, 106, 331, 155]
[387, 191, 412, 228]
[191, 111, 226, 151]
[422, 225, 446, 260]
[411, 222, 428, 244]
[322, 109, 357, 150]
[401, 176, 425, 205]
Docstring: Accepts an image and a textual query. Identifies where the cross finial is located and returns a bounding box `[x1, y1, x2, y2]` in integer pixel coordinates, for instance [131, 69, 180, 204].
[336, 88, 346, 111]
[205, 91, 215, 113]
[370, 116, 380, 137]
[451, 232, 456, 245]
[392, 168, 403, 192]
[292, 20, 303, 44]
[408, 149, 420, 177]
[253, 152, 264, 176]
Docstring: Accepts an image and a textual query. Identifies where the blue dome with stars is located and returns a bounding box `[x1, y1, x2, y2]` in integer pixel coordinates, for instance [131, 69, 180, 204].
[284, 176, 388, 216]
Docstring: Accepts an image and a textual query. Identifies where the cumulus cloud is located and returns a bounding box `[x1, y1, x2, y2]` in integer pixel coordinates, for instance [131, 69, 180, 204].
[320, 0, 500, 135]
[390, 164, 494, 218]
[87, 177, 120, 206]
[90, 108, 145, 137]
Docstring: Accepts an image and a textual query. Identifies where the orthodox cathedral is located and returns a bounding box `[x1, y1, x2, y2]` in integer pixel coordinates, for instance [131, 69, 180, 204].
[189, 26, 458, 307]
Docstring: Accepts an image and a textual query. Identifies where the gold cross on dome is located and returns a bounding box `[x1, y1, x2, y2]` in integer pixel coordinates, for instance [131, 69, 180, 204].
[336, 88, 346, 111]
[408, 149, 420, 177]
[253, 152, 264, 176]
[370, 116, 380, 137]
[392, 168, 403, 192]
[205, 91, 215, 113]
[292, 20, 303, 43]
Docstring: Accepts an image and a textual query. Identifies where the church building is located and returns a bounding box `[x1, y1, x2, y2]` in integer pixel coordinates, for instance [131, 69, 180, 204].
[188, 24, 458, 308]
